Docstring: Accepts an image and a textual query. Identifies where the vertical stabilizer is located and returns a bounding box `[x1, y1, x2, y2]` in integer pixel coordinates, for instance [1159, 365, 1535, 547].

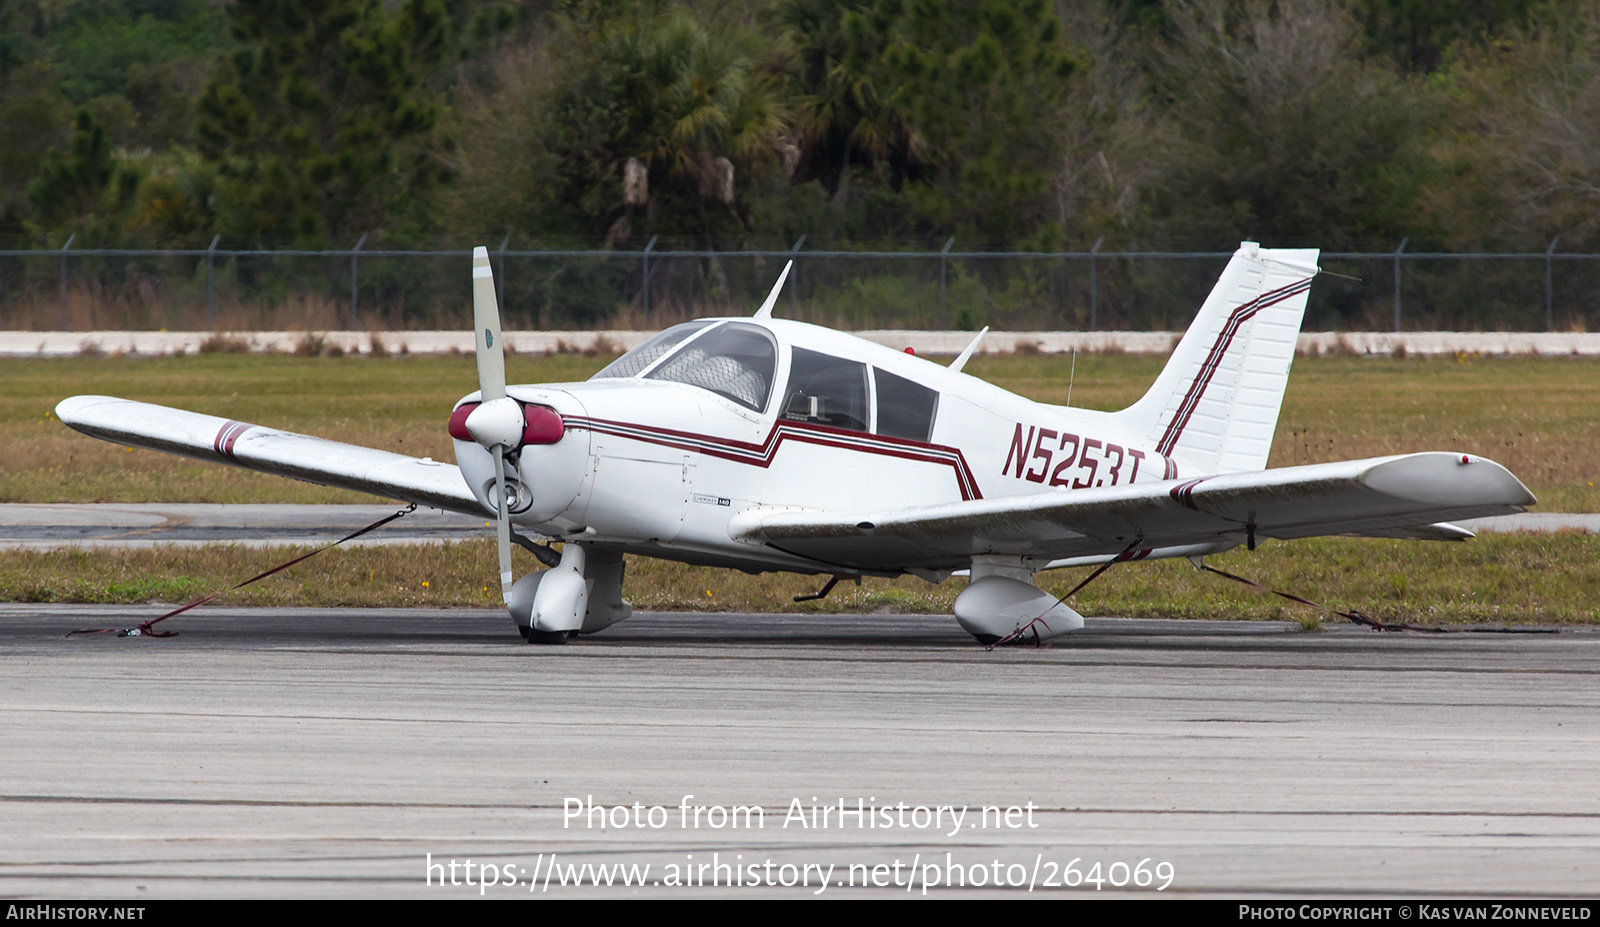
[1111, 242, 1318, 475]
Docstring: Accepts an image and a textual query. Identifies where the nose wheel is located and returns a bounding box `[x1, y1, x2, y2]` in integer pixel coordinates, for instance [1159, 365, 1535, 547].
[519, 626, 571, 645]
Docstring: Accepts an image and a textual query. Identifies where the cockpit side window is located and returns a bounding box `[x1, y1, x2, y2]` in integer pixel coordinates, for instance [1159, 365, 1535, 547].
[783, 347, 870, 432]
[645, 322, 777, 412]
[874, 367, 939, 443]
[590, 320, 715, 379]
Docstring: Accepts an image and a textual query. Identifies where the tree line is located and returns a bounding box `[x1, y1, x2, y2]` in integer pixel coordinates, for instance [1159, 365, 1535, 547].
[5, 0, 1598, 254]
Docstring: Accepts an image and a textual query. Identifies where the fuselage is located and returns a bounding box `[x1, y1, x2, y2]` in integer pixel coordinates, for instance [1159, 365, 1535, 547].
[451, 317, 1178, 576]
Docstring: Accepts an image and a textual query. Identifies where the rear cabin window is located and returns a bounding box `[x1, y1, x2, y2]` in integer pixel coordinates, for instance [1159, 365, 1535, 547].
[874, 367, 939, 443]
[783, 348, 870, 432]
[644, 323, 777, 412]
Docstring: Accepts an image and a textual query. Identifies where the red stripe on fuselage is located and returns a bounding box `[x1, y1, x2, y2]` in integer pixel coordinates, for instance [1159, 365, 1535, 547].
[566, 416, 984, 501]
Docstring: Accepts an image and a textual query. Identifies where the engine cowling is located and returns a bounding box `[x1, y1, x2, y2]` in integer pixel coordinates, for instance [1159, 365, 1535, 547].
[450, 395, 589, 525]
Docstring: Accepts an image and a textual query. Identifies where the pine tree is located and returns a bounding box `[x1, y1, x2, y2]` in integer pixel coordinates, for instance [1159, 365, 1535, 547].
[196, 0, 453, 244]
[882, 0, 1079, 243]
[27, 108, 137, 241]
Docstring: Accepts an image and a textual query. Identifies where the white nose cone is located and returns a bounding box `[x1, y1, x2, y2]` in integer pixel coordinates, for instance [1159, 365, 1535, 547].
[464, 396, 524, 448]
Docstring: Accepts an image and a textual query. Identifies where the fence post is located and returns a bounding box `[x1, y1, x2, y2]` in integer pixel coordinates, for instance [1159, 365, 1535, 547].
[1388, 236, 1414, 331]
[497, 235, 510, 316]
[350, 234, 367, 329]
[1546, 236, 1560, 332]
[790, 235, 805, 316]
[58, 233, 74, 331]
[641, 235, 657, 317]
[939, 237, 955, 328]
[1089, 236, 1103, 331]
[205, 234, 220, 328]
[1392, 238, 1408, 332]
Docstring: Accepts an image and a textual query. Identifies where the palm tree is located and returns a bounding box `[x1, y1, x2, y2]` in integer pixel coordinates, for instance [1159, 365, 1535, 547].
[606, 12, 789, 220]
[776, 0, 919, 204]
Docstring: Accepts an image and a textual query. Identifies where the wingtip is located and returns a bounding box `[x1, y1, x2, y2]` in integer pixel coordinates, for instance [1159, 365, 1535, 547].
[1362, 452, 1538, 509]
[55, 394, 115, 424]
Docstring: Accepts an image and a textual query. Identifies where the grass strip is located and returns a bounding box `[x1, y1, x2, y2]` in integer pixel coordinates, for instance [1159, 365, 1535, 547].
[5, 533, 1596, 625]
[5, 352, 1597, 509]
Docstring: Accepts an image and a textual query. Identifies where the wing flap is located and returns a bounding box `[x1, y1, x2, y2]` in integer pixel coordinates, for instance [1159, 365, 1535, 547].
[743, 452, 1532, 570]
[1336, 522, 1475, 542]
[56, 395, 483, 516]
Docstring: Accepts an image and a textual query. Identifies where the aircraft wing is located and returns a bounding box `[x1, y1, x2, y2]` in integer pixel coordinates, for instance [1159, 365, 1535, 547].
[735, 453, 1534, 572]
[56, 396, 485, 516]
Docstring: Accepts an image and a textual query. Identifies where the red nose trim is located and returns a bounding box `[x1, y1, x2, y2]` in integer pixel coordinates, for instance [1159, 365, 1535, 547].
[448, 402, 480, 440]
[449, 401, 564, 445]
[522, 405, 564, 444]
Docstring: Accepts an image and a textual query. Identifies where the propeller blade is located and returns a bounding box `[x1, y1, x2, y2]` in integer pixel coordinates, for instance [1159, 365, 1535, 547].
[473, 246, 506, 402]
[493, 444, 514, 602]
[475, 248, 516, 604]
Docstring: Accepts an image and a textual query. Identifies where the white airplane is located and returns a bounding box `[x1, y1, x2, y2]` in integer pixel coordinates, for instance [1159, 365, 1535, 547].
[56, 242, 1534, 644]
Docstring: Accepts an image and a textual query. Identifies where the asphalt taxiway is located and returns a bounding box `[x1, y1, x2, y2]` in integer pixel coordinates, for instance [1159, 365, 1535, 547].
[2, 605, 1597, 898]
[0, 504, 489, 549]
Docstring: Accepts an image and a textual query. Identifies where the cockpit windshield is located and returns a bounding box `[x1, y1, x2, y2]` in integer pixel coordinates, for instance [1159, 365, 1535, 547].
[645, 322, 777, 412]
[590, 320, 714, 380]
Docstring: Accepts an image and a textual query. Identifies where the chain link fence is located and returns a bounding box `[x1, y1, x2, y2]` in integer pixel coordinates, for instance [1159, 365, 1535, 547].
[1, 243, 1595, 332]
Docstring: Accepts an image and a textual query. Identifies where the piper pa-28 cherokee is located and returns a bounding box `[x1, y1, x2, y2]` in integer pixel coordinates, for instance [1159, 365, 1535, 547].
[57, 242, 1535, 645]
